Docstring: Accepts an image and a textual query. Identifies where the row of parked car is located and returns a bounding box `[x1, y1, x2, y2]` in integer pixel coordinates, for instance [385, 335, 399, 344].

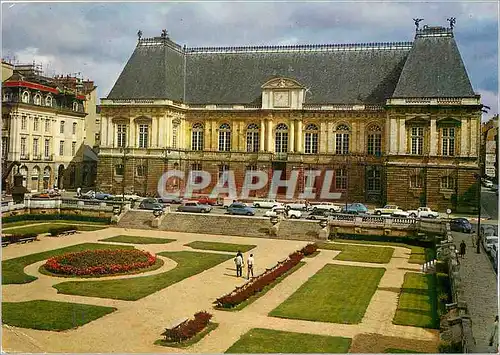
[480, 224, 498, 273]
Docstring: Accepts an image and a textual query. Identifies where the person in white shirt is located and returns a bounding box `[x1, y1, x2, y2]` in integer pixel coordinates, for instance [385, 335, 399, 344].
[234, 252, 243, 277]
[247, 254, 254, 279]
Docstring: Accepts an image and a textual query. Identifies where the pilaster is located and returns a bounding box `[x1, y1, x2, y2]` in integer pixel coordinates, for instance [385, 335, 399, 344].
[389, 118, 397, 154]
[429, 118, 437, 155]
[327, 121, 333, 153]
[319, 121, 327, 153]
[470, 117, 478, 157]
[260, 119, 266, 151]
[398, 118, 406, 155]
[296, 120, 303, 153]
[267, 119, 273, 153]
[460, 118, 468, 157]
[289, 119, 295, 152]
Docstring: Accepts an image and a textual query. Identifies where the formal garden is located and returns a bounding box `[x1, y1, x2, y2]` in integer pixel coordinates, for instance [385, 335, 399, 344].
[1, 224, 449, 353]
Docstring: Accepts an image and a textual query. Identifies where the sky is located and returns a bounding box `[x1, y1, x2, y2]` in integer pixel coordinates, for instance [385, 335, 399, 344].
[2, 1, 498, 119]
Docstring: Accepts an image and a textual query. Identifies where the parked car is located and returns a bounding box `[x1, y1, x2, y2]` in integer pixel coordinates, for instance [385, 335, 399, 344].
[483, 179, 494, 188]
[265, 206, 302, 219]
[407, 207, 440, 219]
[158, 196, 183, 204]
[227, 203, 256, 216]
[139, 199, 163, 211]
[374, 205, 405, 216]
[95, 191, 114, 200]
[253, 199, 281, 209]
[121, 193, 144, 202]
[481, 225, 497, 238]
[482, 236, 498, 253]
[177, 202, 212, 213]
[342, 203, 368, 214]
[489, 244, 498, 272]
[449, 218, 472, 233]
[305, 209, 331, 220]
[284, 200, 311, 211]
[80, 190, 95, 199]
[196, 196, 220, 206]
[311, 202, 342, 213]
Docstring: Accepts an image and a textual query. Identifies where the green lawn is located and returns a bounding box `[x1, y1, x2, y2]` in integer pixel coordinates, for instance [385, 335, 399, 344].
[317, 242, 394, 263]
[217, 262, 306, 311]
[99, 235, 176, 244]
[269, 264, 385, 324]
[54, 251, 233, 300]
[2, 243, 134, 284]
[393, 272, 438, 328]
[385, 349, 424, 353]
[3, 223, 108, 235]
[154, 322, 219, 348]
[185, 241, 256, 253]
[2, 300, 116, 331]
[327, 240, 430, 264]
[225, 328, 352, 353]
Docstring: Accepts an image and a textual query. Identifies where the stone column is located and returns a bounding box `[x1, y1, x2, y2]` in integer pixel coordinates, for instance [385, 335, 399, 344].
[319, 121, 327, 153]
[389, 118, 397, 154]
[290, 119, 295, 153]
[260, 119, 265, 151]
[359, 121, 366, 155]
[267, 119, 273, 153]
[470, 117, 478, 156]
[296, 120, 303, 153]
[158, 116, 165, 148]
[152, 116, 159, 147]
[460, 119, 469, 157]
[165, 116, 171, 148]
[108, 118, 113, 147]
[327, 121, 333, 153]
[128, 119, 134, 148]
[212, 121, 218, 151]
[429, 118, 437, 156]
[398, 119, 407, 155]
[240, 121, 245, 152]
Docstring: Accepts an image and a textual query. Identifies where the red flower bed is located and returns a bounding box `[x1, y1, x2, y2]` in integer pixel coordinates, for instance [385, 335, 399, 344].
[215, 251, 304, 308]
[162, 311, 212, 343]
[44, 249, 156, 276]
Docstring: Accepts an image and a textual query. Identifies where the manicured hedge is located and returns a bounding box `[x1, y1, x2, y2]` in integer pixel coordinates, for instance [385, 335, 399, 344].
[48, 226, 77, 236]
[161, 311, 212, 343]
[2, 233, 38, 244]
[3, 214, 111, 224]
[335, 233, 435, 248]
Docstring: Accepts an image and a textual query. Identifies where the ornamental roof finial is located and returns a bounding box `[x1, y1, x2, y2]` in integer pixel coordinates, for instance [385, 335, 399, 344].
[446, 17, 456, 30]
[413, 18, 424, 31]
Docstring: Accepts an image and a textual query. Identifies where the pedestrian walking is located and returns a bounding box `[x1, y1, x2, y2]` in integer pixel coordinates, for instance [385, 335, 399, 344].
[459, 240, 466, 259]
[489, 315, 498, 353]
[234, 251, 243, 277]
[471, 232, 477, 248]
[247, 254, 254, 279]
[76, 186, 82, 197]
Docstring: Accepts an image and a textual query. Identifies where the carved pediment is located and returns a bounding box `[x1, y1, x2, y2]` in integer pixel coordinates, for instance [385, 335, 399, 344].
[437, 117, 462, 126]
[405, 115, 430, 125]
[261, 77, 304, 90]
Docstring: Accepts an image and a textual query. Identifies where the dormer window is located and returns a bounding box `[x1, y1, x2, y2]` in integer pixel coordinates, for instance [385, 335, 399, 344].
[45, 95, 53, 107]
[73, 102, 78, 111]
[261, 77, 305, 110]
[21, 91, 30, 103]
[34, 94, 42, 105]
[3, 91, 12, 102]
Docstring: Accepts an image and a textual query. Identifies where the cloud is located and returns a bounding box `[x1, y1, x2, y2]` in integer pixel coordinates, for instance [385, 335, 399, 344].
[478, 89, 499, 121]
[1, 1, 497, 106]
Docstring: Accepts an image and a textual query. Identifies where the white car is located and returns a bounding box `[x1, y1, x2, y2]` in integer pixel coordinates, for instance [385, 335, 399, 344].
[253, 199, 282, 209]
[120, 193, 144, 202]
[374, 205, 405, 216]
[284, 200, 311, 211]
[265, 206, 302, 219]
[483, 236, 498, 253]
[311, 202, 342, 213]
[483, 179, 494, 188]
[406, 207, 440, 219]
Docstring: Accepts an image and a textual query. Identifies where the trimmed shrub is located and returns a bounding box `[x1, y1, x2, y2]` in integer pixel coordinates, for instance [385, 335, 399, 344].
[335, 233, 435, 248]
[162, 311, 212, 343]
[3, 214, 111, 224]
[48, 225, 77, 236]
[2, 233, 38, 243]
[300, 243, 318, 256]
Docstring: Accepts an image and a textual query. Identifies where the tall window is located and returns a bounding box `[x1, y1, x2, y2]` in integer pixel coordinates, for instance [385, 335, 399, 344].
[218, 163, 229, 180]
[45, 95, 52, 107]
[246, 123, 259, 152]
[335, 168, 347, 189]
[218, 123, 231, 151]
[275, 123, 288, 153]
[34, 94, 41, 105]
[190, 163, 203, 183]
[191, 123, 204, 151]
[21, 91, 29, 103]
[138, 124, 149, 148]
[410, 174, 424, 188]
[59, 140, 64, 156]
[21, 116, 27, 130]
[60, 121, 65, 134]
[33, 138, 39, 156]
[172, 123, 178, 149]
[72, 122, 77, 135]
[367, 124, 382, 156]
[34, 117, 39, 131]
[45, 119, 50, 132]
[117, 124, 127, 148]
[335, 124, 350, 155]
[442, 127, 455, 156]
[136, 165, 147, 177]
[44, 139, 50, 158]
[2, 137, 8, 157]
[367, 169, 381, 192]
[115, 164, 124, 176]
[71, 142, 76, 156]
[410, 127, 424, 155]
[441, 176, 455, 190]
[304, 124, 319, 154]
[20, 137, 26, 156]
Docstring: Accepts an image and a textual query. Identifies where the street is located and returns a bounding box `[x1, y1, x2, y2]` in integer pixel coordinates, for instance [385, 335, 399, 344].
[481, 187, 498, 220]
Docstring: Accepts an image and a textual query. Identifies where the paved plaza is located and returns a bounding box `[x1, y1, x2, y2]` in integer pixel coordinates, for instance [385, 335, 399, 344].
[2, 228, 439, 353]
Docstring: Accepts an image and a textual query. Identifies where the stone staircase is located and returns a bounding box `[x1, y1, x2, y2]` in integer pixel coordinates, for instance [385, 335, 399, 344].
[117, 210, 155, 229]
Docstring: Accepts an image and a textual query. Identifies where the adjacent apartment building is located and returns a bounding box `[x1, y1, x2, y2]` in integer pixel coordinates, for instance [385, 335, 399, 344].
[97, 24, 482, 211]
[482, 115, 498, 180]
[1, 62, 98, 192]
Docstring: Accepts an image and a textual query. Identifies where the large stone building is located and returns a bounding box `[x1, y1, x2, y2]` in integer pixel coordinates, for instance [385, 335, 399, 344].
[481, 115, 498, 180]
[1, 63, 98, 191]
[98, 24, 482, 211]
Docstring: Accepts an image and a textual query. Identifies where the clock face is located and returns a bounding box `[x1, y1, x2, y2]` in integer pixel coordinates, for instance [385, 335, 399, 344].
[273, 91, 290, 107]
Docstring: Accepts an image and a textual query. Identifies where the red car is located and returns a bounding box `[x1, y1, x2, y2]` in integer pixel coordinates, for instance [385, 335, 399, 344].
[186, 196, 219, 206]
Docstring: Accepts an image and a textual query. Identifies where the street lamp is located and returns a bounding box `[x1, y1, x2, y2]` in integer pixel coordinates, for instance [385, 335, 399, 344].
[473, 173, 481, 254]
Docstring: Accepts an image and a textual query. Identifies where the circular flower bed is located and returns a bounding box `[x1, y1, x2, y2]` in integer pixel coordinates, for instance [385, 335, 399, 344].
[44, 249, 157, 276]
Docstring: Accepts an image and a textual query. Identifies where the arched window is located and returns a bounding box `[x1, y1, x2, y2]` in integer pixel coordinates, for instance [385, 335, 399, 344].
[441, 176, 456, 190]
[191, 123, 204, 151]
[21, 91, 30, 103]
[304, 123, 319, 154]
[218, 123, 231, 151]
[275, 123, 288, 153]
[367, 124, 382, 156]
[3, 91, 11, 102]
[73, 102, 79, 111]
[246, 123, 259, 152]
[45, 95, 53, 107]
[34, 94, 41, 105]
[335, 124, 350, 155]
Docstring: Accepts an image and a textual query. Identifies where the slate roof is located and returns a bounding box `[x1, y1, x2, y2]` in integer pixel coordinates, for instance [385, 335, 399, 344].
[107, 28, 476, 104]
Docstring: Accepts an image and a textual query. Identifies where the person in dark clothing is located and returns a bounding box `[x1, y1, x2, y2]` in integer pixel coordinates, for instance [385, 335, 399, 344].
[459, 240, 466, 258]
